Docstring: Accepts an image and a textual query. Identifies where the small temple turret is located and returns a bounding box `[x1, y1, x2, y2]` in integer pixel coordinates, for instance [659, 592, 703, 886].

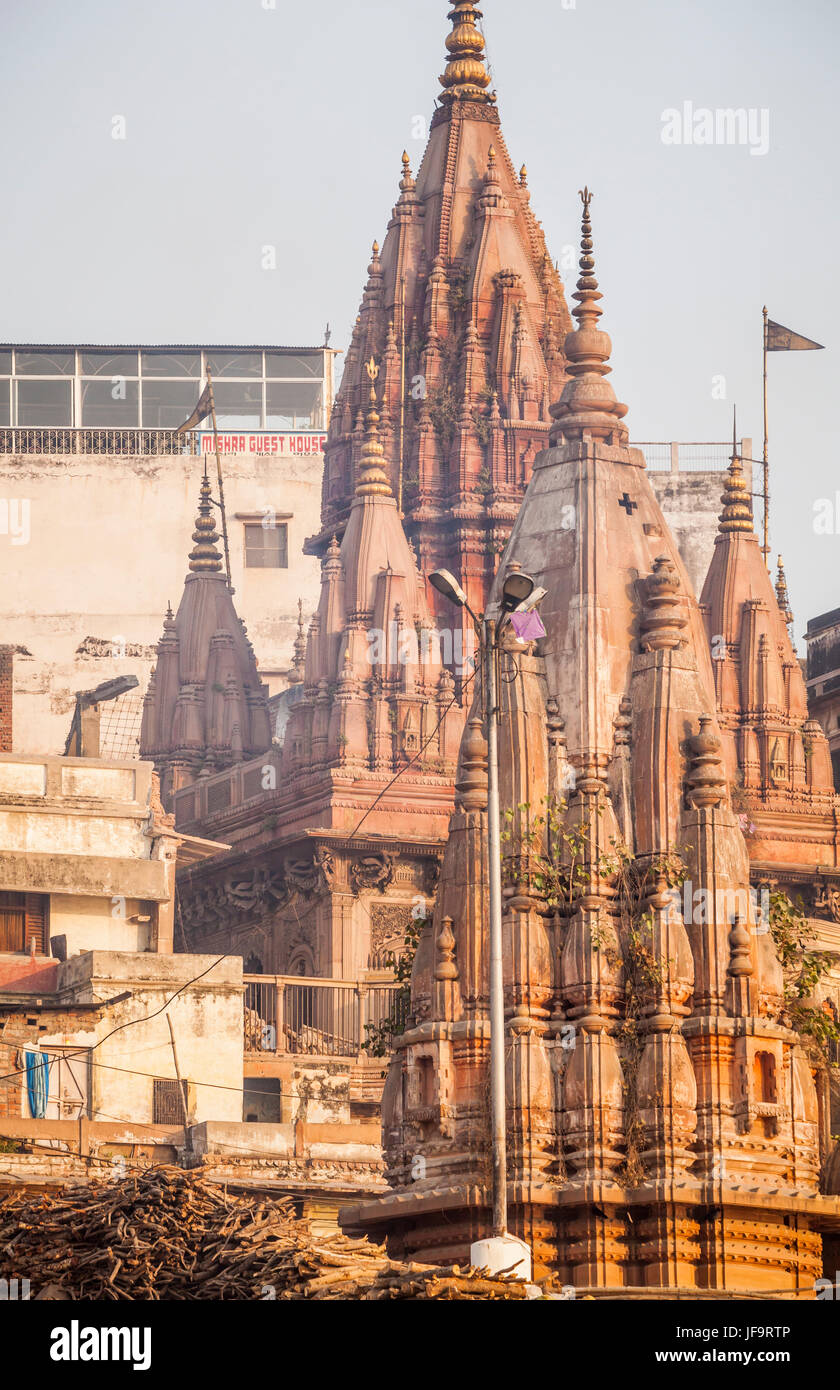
[700, 436, 836, 871]
[139, 467, 272, 809]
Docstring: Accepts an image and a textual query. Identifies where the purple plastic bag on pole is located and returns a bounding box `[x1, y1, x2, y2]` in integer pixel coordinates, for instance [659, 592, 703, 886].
[509, 610, 546, 641]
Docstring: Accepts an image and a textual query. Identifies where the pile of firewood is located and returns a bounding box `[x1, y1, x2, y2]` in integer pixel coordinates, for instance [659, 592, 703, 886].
[0, 1167, 536, 1301]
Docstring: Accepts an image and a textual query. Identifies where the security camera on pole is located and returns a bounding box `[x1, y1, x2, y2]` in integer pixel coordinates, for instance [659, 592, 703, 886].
[428, 565, 546, 1281]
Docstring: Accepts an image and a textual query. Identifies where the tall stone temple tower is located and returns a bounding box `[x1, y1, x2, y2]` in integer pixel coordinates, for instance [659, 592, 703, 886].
[344, 194, 840, 1293]
[306, 2, 572, 628]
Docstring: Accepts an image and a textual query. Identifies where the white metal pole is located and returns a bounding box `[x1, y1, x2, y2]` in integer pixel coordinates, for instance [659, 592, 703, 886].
[484, 615, 507, 1237]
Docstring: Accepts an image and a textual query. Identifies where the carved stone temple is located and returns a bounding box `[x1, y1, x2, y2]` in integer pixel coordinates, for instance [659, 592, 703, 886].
[343, 194, 840, 1293]
[306, 1, 573, 631]
[169, 373, 463, 978]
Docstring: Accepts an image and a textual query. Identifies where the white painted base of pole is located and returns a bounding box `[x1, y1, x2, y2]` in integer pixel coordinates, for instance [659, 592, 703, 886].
[470, 1234, 533, 1282]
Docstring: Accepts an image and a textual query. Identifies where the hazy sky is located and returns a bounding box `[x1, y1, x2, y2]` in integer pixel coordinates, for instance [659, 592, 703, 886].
[2, 0, 838, 644]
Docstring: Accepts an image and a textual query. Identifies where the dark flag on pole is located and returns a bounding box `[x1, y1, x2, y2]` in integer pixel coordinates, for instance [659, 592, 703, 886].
[760, 308, 825, 563]
[175, 381, 214, 434]
[765, 319, 824, 352]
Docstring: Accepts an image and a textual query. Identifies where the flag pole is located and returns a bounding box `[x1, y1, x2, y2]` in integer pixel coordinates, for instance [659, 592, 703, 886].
[762, 305, 770, 566]
[205, 368, 233, 590]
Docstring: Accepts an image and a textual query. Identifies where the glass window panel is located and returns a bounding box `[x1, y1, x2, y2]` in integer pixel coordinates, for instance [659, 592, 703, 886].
[0, 352, 11, 375]
[205, 351, 262, 379]
[266, 382, 323, 429]
[0, 381, 10, 427]
[81, 351, 138, 377]
[16, 379, 73, 426]
[211, 381, 262, 428]
[141, 351, 201, 378]
[14, 350, 75, 375]
[80, 378, 140, 427]
[265, 351, 322, 379]
[141, 379, 204, 429]
[244, 522, 288, 568]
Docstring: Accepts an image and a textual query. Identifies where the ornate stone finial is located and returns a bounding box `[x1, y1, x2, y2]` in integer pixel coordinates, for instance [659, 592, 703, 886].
[324, 533, 342, 575]
[478, 146, 505, 212]
[519, 163, 528, 187]
[188, 473, 223, 574]
[456, 714, 488, 810]
[399, 150, 415, 194]
[434, 916, 459, 981]
[355, 360, 392, 498]
[439, 2, 495, 104]
[718, 435, 754, 535]
[291, 598, 307, 684]
[549, 188, 629, 444]
[727, 915, 753, 977]
[367, 241, 382, 281]
[775, 555, 794, 627]
[640, 556, 688, 651]
[686, 714, 727, 810]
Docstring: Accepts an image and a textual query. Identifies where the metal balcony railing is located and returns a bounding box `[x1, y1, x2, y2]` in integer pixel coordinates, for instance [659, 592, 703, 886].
[637, 440, 753, 473]
[243, 975, 404, 1058]
[0, 427, 200, 456]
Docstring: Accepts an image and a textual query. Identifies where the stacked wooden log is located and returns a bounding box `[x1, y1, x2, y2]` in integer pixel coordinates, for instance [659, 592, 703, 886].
[0, 1167, 535, 1300]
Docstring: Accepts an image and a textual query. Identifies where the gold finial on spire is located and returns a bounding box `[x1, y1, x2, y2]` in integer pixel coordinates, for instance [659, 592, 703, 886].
[440, 2, 495, 104]
[519, 164, 528, 186]
[718, 417, 754, 535]
[356, 359, 392, 498]
[549, 187, 629, 444]
[188, 473, 223, 573]
[399, 150, 415, 194]
[775, 554, 794, 627]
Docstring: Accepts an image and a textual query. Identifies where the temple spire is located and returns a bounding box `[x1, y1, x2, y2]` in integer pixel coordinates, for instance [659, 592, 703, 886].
[399, 150, 415, 194]
[188, 473, 223, 573]
[439, 2, 494, 104]
[355, 358, 393, 498]
[776, 555, 794, 627]
[290, 598, 307, 684]
[549, 188, 629, 444]
[718, 429, 754, 535]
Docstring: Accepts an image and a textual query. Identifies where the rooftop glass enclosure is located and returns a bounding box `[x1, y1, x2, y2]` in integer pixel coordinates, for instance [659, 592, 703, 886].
[0, 346, 333, 431]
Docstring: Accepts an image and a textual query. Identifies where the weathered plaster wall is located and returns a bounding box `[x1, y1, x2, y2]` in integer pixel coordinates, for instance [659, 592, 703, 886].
[50, 894, 150, 955]
[58, 951, 243, 1125]
[0, 448, 324, 754]
[650, 470, 732, 598]
[0, 754, 176, 954]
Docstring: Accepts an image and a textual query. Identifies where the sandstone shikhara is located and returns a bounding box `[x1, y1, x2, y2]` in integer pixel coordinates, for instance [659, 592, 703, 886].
[342, 190, 840, 1294]
[306, 1, 572, 632]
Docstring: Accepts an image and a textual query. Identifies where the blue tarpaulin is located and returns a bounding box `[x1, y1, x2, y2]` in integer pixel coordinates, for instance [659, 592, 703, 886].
[24, 1049, 48, 1119]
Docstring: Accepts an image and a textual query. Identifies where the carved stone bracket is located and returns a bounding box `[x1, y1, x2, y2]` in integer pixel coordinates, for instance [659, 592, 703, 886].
[350, 851, 395, 896]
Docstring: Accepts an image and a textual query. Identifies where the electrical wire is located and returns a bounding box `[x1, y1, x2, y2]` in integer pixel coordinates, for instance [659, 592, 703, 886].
[0, 951, 234, 1088]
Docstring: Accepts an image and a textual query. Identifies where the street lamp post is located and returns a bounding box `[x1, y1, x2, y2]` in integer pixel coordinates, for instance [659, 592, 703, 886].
[428, 567, 538, 1251]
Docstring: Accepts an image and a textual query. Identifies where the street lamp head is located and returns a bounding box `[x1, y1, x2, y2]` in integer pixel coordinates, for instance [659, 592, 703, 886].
[500, 569, 535, 612]
[428, 568, 468, 608]
[514, 585, 547, 614]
